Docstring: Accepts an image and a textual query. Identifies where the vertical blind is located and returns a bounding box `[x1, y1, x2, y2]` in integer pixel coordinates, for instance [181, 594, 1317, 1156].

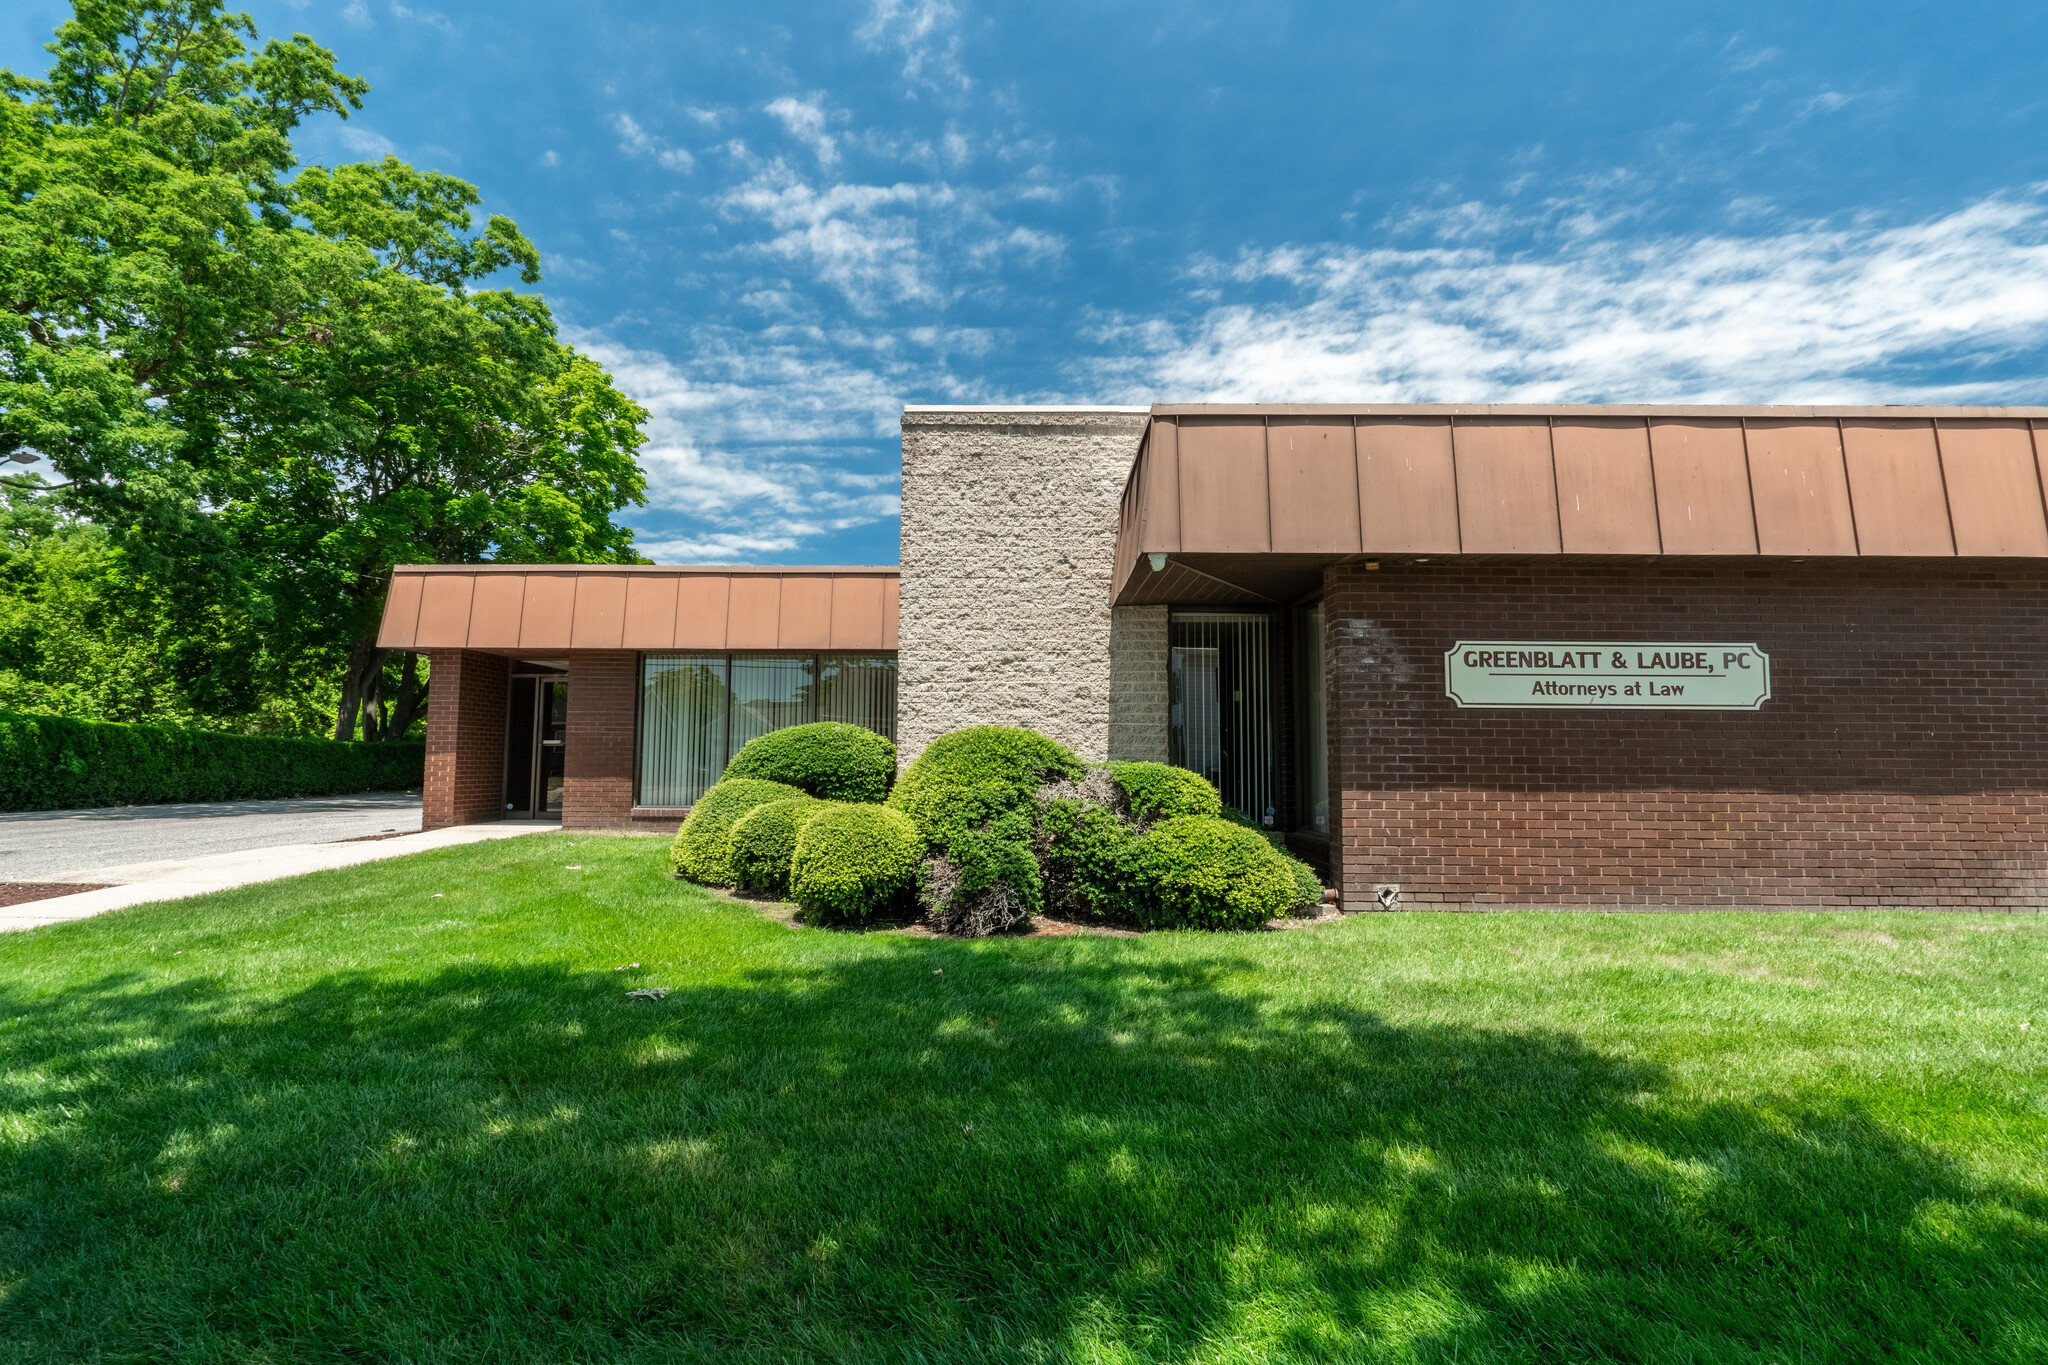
[638, 653, 899, 808]
[1170, 612, 1274, 824]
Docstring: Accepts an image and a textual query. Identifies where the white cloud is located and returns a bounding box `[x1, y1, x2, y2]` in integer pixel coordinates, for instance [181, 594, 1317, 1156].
[389, 2, 453, 33]
[341, 0, 371, 26]
[635, 531, 805, 561]
[857, 0, 969, 93]
[567, 326, 932, 560]
[336, 124, 398, 158]
[766, 94, 839, 168]
[614, 113, 695, 172]
[1803, 90, 1853, 115]
[720, 161, 947, 310]
[717, 157, 1068, 313]
[1084, 193, 2048, 404]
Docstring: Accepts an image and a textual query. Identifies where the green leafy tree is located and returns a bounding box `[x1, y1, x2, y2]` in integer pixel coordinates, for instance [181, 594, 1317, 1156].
[1, 1, 649, 741]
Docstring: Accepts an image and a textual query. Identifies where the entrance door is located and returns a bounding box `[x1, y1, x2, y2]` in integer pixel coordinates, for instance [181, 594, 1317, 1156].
[505, 675, 568, 818]
[1170, 612, 1275, 825]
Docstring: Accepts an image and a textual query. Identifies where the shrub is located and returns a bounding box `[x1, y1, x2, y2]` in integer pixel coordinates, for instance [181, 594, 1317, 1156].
[1107, 761, 1220, 822]
[1220, 803, 1269, 833]
[888, 726, 1080, 933]
[1039, 793, 1138, 921]
[887, 725, 1084, 839]
[1129, 816, 1298, 930]
[1280, 852, 1325, 912]
[722, 722, 897, 803]
[0, 709, 422, 812]
[790, 804, 923, 924]
[919, 809, 1043, 935]
[727, 795, 822, 896]
[670, 778, 805, 885]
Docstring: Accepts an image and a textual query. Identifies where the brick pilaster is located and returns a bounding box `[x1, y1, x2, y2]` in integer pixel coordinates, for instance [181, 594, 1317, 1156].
[423, 650, 510, 830]
[564, 651, 638, 829]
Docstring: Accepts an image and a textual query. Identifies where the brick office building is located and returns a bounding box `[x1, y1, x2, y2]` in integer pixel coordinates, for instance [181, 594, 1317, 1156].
[385, 404, 2048, 909]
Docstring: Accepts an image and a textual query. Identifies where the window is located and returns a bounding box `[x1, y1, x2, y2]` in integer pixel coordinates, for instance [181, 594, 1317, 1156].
[636, 652, 898, 807]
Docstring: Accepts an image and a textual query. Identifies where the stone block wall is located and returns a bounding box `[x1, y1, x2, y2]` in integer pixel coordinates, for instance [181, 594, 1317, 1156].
[1107, 605, 1169, 761]
[897, 408, 1150, 764]
[1326, 559, 2048, 908]
[423, 649, 509, 829]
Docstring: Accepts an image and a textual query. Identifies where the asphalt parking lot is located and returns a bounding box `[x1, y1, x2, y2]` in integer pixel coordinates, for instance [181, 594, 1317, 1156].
[0, 792, 424, 882]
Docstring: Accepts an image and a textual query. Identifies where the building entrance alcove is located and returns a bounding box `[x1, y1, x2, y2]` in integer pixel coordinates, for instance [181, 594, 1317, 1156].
[1169, 611, 1275, 825]
[505, 663, 569, 819]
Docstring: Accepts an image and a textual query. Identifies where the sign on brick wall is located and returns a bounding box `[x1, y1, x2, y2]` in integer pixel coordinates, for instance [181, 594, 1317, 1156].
[1444, 641, 1771, 710]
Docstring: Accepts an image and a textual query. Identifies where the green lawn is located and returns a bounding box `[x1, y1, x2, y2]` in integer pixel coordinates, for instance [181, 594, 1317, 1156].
[1, 834, 2043, 1364]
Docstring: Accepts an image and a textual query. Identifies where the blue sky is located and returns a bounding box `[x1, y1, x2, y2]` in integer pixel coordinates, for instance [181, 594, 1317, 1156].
[11, 2, 2048, 566]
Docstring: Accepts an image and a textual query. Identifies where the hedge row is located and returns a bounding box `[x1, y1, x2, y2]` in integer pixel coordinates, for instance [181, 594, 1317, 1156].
[0, 710, 425, 811]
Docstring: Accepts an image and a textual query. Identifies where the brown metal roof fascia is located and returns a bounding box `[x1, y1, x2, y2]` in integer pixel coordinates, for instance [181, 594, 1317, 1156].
[1839, 418, 1956, 556]
[1152, 402, 2048, 419]
[1266, 417, 1363, 552]
[1450, 417, 1563, 554]
[1934, 420, 2048, 555]
[1176, 417, 1271, 553]
[1110, 405, 2048, 603]
[380, 565, 901, 652]
[1551, 417, 1661, 554]
[375, 572, 425, 649]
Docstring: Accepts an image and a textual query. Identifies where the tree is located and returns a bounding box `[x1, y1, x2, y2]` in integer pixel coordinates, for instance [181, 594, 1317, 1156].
[1, 1, 649, 741]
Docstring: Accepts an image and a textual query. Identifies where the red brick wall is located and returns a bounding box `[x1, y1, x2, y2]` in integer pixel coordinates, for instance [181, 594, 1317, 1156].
[1326, 561, 2048, 908]
[563, 652, 639, 829]
[423, 650, 509, 829]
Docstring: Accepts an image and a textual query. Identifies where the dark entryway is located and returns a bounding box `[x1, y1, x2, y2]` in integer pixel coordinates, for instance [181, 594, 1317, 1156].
[1169, 611, 1276, 826]
[505, 666, 568, 819]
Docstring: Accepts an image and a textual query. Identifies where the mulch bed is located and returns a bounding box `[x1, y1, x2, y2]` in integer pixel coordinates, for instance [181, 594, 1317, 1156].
[0, 883, 111, 908]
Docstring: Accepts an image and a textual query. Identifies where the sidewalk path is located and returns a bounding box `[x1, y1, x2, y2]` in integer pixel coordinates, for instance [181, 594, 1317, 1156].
[0, 792, 425, 883]
[0, 821, 557, 933]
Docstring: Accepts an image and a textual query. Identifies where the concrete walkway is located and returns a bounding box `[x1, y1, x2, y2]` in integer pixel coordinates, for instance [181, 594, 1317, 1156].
[0, 792, 425, 883]
[1, 821, 557, 933]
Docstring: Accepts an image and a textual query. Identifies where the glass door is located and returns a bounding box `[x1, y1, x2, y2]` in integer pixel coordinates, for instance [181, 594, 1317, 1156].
[537, 680, 567, 816]
[1170, 612, 1275, 826]
[505, 673, 568, 818]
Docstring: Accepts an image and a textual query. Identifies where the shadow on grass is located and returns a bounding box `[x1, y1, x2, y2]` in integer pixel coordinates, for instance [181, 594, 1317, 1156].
[2, 945, 2042, 1363]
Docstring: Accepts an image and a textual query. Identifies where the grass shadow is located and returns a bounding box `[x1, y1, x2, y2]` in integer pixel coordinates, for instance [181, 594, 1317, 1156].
[2, 942, 2042, 1362]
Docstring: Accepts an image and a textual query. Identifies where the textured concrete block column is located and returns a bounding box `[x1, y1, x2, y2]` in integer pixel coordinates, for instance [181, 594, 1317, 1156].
[1108, 605, 1170, 761]
[898, 408, 1150, 764]
[564, 651, 638, 829]
[423, 650, 509, 830]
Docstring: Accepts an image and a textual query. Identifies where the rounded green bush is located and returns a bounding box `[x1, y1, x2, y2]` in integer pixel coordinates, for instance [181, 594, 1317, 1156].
[727, 795, 822, 896]
[1129, 815, 1298, 930]
[887, 725, 1084, 838]
[1108, 761, 1221, 822]
[723, 722, 897, 803]
[790, 803, 923, 924]
[1040, 795, 1137, 921]
[1280, 852, 1325, 912]
[670, 777, 805, 885]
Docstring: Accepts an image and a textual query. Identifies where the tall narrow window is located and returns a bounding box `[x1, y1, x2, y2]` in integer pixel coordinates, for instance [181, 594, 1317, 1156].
[818, 655, 899, 741]
[640, 656, 728, 807]
[1170, 612, 1274, 824]
[1294, 600, 1328, 834]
